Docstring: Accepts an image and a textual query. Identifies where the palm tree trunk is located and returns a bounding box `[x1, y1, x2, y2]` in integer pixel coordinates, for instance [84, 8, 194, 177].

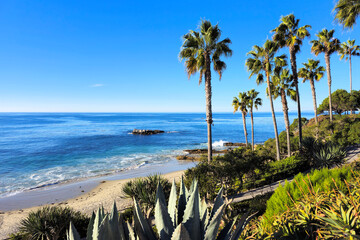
[204, 54, 213, 163]
[281, 90, 291, 158]
[310, 79, 318, 124]
[349, 53, 353, 114]
[289, 48, 302, 148]
[242, 111, 248, 147]
[266, 72, 281, 160]
[325, 52, 333, 122]
[251, 108, 254, 151]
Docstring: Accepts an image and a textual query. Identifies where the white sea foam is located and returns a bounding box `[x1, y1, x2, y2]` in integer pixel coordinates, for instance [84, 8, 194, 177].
[212, 140, 228, 148]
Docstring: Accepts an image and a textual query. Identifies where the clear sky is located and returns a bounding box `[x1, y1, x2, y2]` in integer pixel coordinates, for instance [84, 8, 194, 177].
[0, 0, 359, 112]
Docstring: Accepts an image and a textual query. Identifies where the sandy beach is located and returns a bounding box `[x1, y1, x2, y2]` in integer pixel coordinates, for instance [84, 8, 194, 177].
[0, 170, 185, 239]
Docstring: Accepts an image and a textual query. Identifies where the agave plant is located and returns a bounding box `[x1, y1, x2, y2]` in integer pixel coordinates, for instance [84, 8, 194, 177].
[67, 177, 255, 240]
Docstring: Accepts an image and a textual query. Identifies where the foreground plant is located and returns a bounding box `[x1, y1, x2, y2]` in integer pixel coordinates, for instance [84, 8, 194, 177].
[17, 206, 89, 240]
[67, 178, 255, 240]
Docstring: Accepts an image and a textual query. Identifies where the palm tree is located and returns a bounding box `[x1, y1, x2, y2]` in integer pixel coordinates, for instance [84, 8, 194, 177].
[232, 92, 249, 147]
[310, 29, 340, 122]
[179, 20, 232, 163]
[298, 59, 325, 124]
[247, 89, 262, 151]
[272, 14, 311, 148]
[339, 40, 360, 114]
[268, 67, 296, 157]
[246, 40, 287, 160]
[334, 0, 360, 29]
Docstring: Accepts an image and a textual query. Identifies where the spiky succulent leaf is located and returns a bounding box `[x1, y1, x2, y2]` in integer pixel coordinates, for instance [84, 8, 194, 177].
[126, 221, 136, 240]
[87, 212, 95, 240]
[67, 221, 80, 240]
[118, 213, 128, 240]
[182, 180, 201, 239]
[92, 208, 102, 239]
[209, 187, 224, 224]
[216, 216, 237, 240]
[177, 176, 188, 224]
[156, 182, 167, 207]
[171, 223, 191, 240]
[168, 179, 177, 226]
[200, 198, 209, 235]
[155, 198, 175, 240]
[204, 204, 226, 240]
[98, 215, 111, 240]
[133, 198, 156, 240]
[229, 211, 257, 240]
[108, 202, 121, 239]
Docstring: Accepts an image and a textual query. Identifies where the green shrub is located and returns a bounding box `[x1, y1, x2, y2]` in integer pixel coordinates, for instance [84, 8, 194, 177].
[122, 174, 171, 217]
[17, 206, 89, 240]
[263, 166, 356, 224]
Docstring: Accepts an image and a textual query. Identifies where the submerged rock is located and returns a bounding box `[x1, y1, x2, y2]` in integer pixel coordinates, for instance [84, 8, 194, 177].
[132, 129, 165, 135]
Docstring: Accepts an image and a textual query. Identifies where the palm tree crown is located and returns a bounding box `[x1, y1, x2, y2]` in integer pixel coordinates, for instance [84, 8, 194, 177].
[339, 39, 360, 60]
[247, 89, 262, 111]
[334, 0, 360, 29]
[246, 40, 287, 83]
[272, 14, 311, 54]
[298, 59, 325, 84]
[270, 68, 296, 101]
[310, 29, 340, 56]
[179, 20, 232, 83]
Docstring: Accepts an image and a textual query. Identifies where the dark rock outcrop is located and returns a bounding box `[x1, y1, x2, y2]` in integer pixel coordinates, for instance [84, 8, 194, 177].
[223, 142, 247, 147]
[132, 129, 165, 135]
[183, 149, 228, 154]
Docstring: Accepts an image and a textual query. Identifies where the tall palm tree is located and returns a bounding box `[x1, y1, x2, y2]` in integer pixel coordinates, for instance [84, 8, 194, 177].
[232, 92, 249, 147]
[298, 59, 325, 124]
[310, 29, 340, 122]
[268, 67, 296, 157]
[339, 39, 360, 114]
[179, 20, 232, 163]
[246, 40, 287, 160]
[334, 0, 360, 29]
[272, 14, 311, 148]
[247, 89, 262, 151]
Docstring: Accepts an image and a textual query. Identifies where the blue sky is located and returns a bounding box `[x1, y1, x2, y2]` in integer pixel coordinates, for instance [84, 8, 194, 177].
[0, 0, 359, 112]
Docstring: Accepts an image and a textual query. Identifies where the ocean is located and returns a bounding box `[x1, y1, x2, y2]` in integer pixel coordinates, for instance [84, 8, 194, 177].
[0, 112, 314, 198]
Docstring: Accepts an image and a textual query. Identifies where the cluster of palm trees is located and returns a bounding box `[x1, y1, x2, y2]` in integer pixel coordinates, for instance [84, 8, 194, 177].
[179, 0, 360, 163]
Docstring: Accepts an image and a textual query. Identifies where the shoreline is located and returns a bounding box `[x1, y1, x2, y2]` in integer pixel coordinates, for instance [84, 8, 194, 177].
[0, 168, 189, 239]
[0, 158, 196, 212]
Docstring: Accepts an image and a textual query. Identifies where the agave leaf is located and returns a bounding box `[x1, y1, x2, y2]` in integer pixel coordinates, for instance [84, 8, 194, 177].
[109, 202, 121, 239]
[229, 211, 257, 240]
[168, 179, 177, 226]
[155, 198, 175, 240]
[67, 221, 81, 240]
[200, 198, 208, 235]
[98, 215, 111, 240]
[92, 208, 102, 239]
[209, 187, 224, 222]
[216, 216, 237, 240]
[118, 213, 128, 240]
[156, 182, 167, 207]
[133, 198, 156, 240]
[87, 211, 95, 240]
[126, 221, 136, 240]
[188, 178, 197, 197]
[171, 223, 191, 240]
[182, 180, 201, 239]
[178, 176, 187, 224]
[101, 206, 105, 219]
[204, 204, 226, 240]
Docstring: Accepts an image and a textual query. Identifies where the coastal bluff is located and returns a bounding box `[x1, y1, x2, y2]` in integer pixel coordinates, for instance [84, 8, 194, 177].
[132, 129, 165, 135]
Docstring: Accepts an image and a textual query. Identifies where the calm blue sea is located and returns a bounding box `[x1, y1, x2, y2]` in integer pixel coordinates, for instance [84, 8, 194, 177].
[0, 112, 313, 198]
